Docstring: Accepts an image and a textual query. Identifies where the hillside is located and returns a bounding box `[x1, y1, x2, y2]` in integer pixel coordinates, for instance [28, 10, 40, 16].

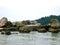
[36, 15, 60, 25]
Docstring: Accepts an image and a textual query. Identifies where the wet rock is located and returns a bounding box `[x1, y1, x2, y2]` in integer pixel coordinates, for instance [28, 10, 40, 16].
[37, 28, 47, 33]
[1, 31, 5, 34]
[5, 32, 11, 35]
[5, 30, 11, 35]
[48, 28, 59, 33]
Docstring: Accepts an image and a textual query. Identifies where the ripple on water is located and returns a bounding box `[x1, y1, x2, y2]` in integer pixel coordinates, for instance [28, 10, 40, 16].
[0, 32, 60, 45]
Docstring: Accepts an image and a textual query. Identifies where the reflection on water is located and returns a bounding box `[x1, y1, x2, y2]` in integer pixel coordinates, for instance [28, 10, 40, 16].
[0, 31, 60, 45]
[51, 33, 58, 45]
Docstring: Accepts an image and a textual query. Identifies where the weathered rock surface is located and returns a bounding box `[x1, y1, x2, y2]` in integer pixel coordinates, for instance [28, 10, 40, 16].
[0, 17, 8, 27]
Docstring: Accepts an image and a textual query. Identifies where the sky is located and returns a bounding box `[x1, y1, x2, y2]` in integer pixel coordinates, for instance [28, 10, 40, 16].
[0, 0, 60, 21]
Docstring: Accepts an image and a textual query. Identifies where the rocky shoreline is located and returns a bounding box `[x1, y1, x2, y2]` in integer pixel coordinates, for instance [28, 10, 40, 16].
[0, 17, 60, 35]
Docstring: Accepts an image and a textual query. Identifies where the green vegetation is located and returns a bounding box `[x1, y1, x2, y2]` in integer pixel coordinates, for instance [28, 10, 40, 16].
[36, 15, 60, 25]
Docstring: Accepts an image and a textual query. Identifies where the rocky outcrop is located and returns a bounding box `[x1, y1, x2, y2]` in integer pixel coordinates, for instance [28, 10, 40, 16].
[19, 25, 31, 33]
[37, 28, 47, 32]
[48, 19, 60, 33]
[0, 17, 13, 28]
[0, 17, 8, 27]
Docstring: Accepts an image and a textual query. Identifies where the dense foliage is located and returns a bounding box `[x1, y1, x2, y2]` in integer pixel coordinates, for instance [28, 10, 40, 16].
[36, 15, 60, 25]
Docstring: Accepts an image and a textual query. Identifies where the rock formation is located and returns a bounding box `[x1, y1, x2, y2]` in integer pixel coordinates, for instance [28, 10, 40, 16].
[0, 17, 8, 27]
[51, 19, 60, 28]
[49, 19, 60, 33]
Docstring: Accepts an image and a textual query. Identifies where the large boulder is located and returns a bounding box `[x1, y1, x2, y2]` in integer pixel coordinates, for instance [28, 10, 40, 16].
[0, 17, 8, 27]
[0, 17, 13, 28]
[50, 19, 60, 28]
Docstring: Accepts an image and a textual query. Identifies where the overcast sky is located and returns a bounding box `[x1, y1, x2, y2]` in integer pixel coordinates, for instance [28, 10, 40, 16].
[0, 0, 60, 21]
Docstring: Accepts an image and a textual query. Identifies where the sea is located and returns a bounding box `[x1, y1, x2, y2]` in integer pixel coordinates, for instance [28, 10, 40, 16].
[0, 31, 60, 45]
